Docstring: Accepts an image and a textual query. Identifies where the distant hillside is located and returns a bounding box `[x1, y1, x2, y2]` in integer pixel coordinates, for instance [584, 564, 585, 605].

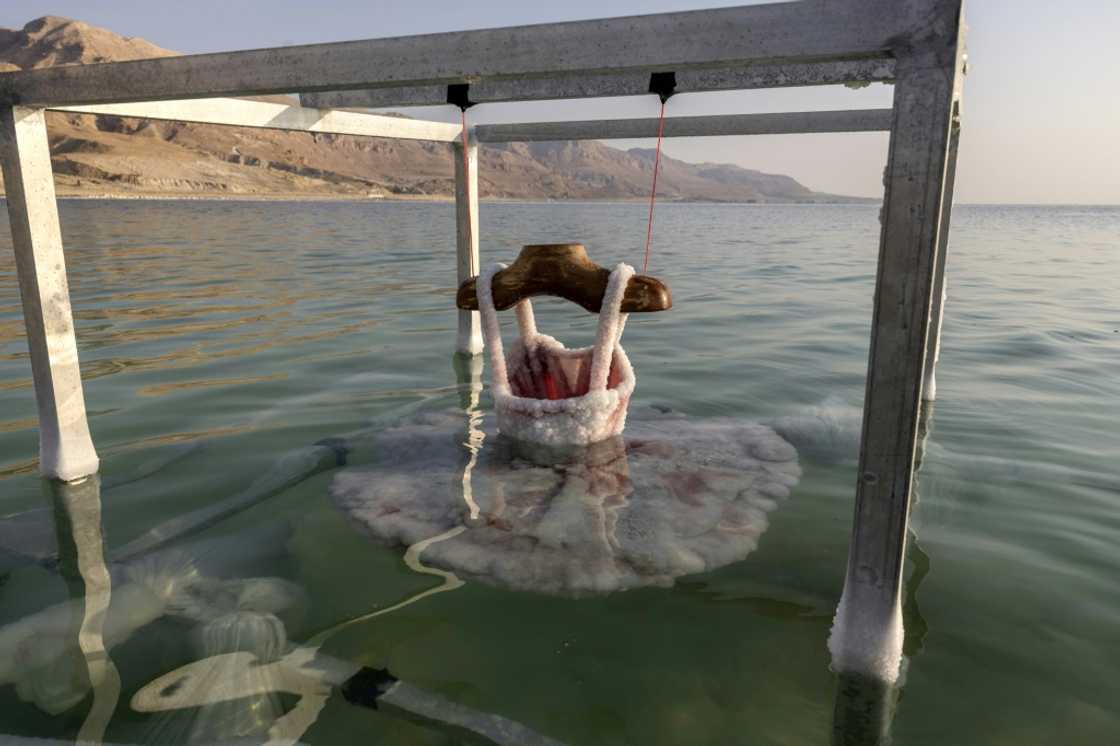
[0, 16, 861, 202]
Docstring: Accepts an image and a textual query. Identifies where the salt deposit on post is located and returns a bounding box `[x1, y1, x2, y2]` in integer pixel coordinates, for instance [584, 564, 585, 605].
[331, 408, 800, 595]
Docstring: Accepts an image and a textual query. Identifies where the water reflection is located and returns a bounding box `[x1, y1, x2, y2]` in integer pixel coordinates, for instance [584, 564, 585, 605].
[0, 356, 581, 744]
[832, 672, 899, 746]
[453, 352, 486, 521]
[134, 626, 570, 745]
[0, 472, 306, 743]
[137, 607, 308, 743]
[0, 478, 118, 725]
[123, 362, 567, 745]
[48, 475, 120, 743]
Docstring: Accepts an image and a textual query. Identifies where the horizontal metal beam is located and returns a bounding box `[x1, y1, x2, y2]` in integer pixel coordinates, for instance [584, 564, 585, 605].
[52, 98, 461, 142]
[474, 108, 892, 143]
[0, 1, 939, 107]
[301, 59, 896, 109]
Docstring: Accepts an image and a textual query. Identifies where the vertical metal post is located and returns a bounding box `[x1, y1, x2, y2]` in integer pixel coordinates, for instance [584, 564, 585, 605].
[923, 104, 962, 402]
[1, 106, 98, 482]
[829, 4, 965, 682]
[453, 137, 483, 355]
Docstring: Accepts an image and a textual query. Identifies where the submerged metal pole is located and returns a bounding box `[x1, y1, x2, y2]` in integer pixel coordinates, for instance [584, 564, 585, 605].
[453, 135, 483, 355]
[0, 106, 99, 482]
[829, 1, 965, 683]
[48, 475, 120, 741]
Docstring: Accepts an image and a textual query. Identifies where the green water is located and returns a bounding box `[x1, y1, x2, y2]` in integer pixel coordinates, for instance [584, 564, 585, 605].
[0, 201, 1117, 744]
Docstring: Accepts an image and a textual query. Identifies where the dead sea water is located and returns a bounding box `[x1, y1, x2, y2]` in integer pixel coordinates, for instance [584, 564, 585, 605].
[0, 200, 1117, 744]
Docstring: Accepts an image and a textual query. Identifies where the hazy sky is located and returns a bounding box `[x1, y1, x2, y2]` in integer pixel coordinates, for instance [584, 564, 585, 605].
[2, 1, 1116, 204]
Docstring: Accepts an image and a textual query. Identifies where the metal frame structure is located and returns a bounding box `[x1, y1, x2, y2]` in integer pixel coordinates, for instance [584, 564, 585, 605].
[0, 0, 965, 683]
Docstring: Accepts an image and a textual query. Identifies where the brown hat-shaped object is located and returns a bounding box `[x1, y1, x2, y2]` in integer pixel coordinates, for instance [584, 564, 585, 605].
[456, 243, 672, 313]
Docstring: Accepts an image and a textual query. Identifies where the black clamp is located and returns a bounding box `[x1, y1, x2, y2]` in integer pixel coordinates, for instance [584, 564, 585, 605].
[648, 72, 677, 104]
[447, 83, 475, 111]
[341, 666, 399, 709]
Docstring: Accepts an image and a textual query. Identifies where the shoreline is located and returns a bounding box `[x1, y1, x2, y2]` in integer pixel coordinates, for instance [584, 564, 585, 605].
[4, 192, 1106, 207]
[9, 191, 879, 205]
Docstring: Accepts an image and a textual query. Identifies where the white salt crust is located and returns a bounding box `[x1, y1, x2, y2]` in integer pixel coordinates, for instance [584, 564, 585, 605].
[477, 262, 635, 447]
[330, 408, 801, 595]
[828, 587, 905, 683]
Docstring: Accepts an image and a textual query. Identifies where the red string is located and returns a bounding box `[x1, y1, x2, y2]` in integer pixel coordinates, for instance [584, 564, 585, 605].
[460, 108, 476, 275]
[642, 100, 667, 273]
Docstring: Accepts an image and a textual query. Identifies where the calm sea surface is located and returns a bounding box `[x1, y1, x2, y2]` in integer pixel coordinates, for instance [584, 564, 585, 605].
[0, 201, 1117, 744]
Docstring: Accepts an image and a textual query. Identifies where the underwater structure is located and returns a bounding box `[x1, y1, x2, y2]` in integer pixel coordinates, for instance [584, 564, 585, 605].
[0, 0, 966, 687]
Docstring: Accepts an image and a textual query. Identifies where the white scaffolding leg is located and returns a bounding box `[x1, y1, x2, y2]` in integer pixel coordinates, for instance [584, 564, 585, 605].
[0, 106, 98, 482]
[829, 33, 965, 682]
[453, 138, 483, 355]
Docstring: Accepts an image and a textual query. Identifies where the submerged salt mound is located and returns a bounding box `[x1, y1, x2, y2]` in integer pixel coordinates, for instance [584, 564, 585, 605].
[330, 409, 800, 595]
[768, 395, 863, 465]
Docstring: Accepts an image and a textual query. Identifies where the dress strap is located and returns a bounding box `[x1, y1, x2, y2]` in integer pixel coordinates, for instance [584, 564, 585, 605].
[513, 298, 538, 340]
[477, 263, 511, 394]
[588, 263, 635, 392]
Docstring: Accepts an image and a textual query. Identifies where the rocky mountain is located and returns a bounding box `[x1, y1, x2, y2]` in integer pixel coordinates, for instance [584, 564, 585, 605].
[0, 16, 851, 202]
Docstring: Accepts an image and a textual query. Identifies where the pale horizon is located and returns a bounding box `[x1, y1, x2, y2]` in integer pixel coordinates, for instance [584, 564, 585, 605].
[2, 1, 1116, 205]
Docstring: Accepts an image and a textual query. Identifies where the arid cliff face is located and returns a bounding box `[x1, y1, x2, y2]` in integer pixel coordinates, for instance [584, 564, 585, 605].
[0, 16, 847, 202]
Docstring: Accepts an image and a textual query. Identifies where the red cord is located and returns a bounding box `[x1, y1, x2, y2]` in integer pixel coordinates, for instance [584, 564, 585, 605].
[460, 108, 476, 275]
[642, 100, 667, 273]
